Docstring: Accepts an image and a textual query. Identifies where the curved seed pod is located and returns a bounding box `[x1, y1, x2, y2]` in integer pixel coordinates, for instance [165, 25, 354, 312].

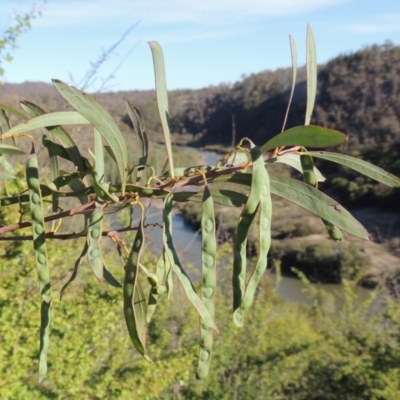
[87, 207, 105, 281]
[26, 144, 52, 382]
[146, 254, 165, 323]
[232, 143, 264, 327]
[164, 250, 173, 298]
[163, 193, 218, 332]
[196, 185, 217, 379]
[240, 169, 272, 317]
[322, 219, 343, 241]
[123, 207, 152, 361]
[85, 206, 121, 286]
[300, 154, 317, 187]
[26, 144, 51, 303]
[301, 154, 343, 241]
[39, 300, 51, 383]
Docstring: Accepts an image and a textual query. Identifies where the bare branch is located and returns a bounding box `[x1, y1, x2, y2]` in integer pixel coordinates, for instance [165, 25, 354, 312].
[70, 21, 140, 92]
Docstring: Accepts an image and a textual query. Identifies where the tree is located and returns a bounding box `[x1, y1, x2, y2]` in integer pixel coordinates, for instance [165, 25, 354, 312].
[0, 25, 399, 384]
[0, 2, 45, 81]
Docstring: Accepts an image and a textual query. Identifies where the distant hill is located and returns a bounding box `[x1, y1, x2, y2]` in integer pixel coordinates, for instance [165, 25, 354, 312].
[168, 42, 400, 150]
[1, 42, 400, 209]
[3, 42, 400, 149]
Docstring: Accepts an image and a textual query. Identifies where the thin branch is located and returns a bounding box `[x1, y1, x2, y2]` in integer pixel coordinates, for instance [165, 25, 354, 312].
[0, 200, 95, 235]
[161, 146, 300, 189]
[0, 146, 300, 240]
[95, 40, 141, 93]
[0, 225, 139, 241]
[72, 21, 140, 91]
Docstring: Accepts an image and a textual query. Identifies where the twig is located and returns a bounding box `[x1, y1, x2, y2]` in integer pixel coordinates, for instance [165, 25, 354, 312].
[72, 21, 140, 91]
[161, 146, 300, 189]
[0, 146, 300, 239]
[0, 225, 138, 241]
[0, 200, 95, 235]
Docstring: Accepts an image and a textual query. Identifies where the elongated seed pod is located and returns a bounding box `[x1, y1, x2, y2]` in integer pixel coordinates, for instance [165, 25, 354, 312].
[39, 301, 51, 383]
[240, 169, 272, 317]
[85, 206, 121, 286]
[196, 186, 217, 379]
[26, 144, 51, 303]
[323, 220, 343, 241]
[146, 254, 165, 323]
[26, 143, 52, 382]
[232, 143, 264, 327]
[87, 207, 105, 281]
[164, 250, 173, 298]
[123, 207, 151, 361]
[301, 154, 343, 241]
[163, 193, 218, 332]
[300, 154, 318, 187]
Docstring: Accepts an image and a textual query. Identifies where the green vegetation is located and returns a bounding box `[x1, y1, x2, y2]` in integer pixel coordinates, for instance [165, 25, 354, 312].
[2, 234, 400, 398]
[0, 2, 44, 81]
[0, 25, 400, 398]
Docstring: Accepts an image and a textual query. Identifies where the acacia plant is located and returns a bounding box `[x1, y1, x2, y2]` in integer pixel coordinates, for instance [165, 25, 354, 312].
[0, 25, 399, 382]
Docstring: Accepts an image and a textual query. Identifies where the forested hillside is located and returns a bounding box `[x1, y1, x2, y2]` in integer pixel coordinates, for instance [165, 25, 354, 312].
[1, 41, 399, 211]
[3, 41, 400, 149]
[169, 42, 400, 147]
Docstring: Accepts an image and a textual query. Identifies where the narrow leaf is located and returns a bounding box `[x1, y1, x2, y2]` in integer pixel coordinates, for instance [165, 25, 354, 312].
[149, 42, 174, 177]
[0, 170, 15, 180]
[52, 80, 128, 193]
[281, 35, 297, 132]
[213, 172, 370, 240]
[0, 102, 28, 120]
[305, 24, 317, 125]
[21, 101, 88, 174]
[173, 189, 247, 207]
[270, 176, 370, 240]
[103, 266, 122, 288]
[269, 152, 325, 182]
[124, 207, 151, 361]
[125, 100, 149, 166]
[306, 151, 400, 187]
[93, 128, 105, 183]
[260, 125, 347, 152]
[0, 144, 25, 155]
[1, 111, 89, 136]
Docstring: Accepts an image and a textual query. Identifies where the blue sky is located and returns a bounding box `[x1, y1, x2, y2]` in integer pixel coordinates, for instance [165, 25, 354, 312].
[1, 0, 400, 92]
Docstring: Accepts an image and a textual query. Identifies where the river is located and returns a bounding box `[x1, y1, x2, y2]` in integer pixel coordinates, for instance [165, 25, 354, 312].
[131, 148, 379, 308]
